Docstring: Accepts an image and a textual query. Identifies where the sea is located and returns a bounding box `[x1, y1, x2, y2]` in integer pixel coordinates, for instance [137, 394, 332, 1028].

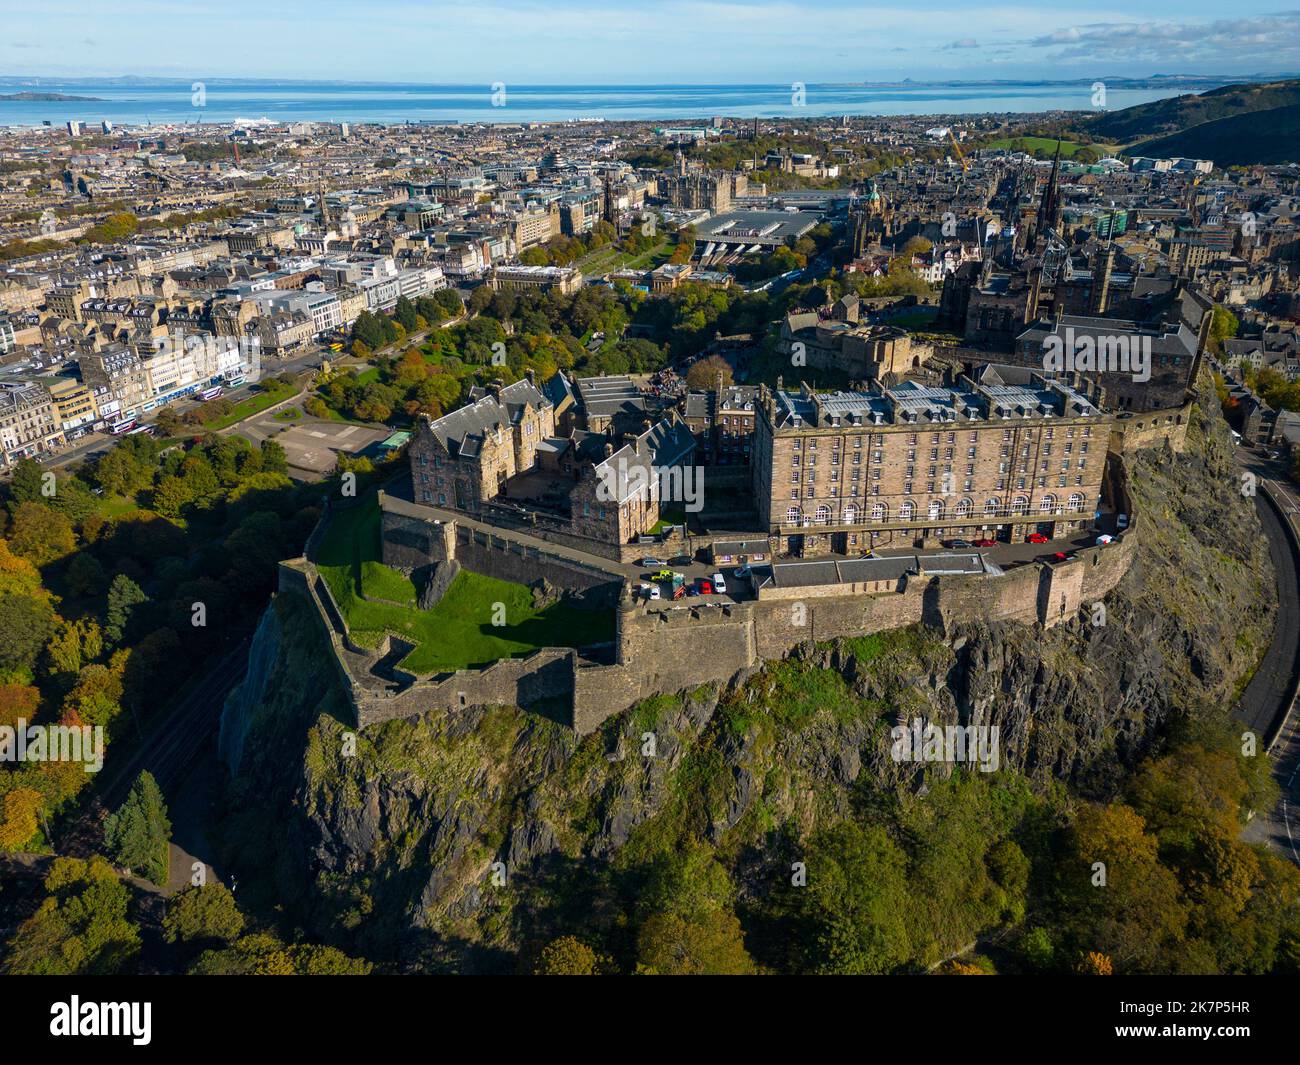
[0, 79, 1210, 127]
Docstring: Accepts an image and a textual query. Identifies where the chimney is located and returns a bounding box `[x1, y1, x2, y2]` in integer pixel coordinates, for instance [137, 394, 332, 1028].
[525, 367, 535, 386]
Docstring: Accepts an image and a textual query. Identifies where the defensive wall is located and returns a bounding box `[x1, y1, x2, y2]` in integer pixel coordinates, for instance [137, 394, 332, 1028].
[274, 451, 1137, 734]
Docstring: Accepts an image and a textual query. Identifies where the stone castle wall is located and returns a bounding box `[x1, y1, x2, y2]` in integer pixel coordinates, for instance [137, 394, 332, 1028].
[279, 460, 1138, 735]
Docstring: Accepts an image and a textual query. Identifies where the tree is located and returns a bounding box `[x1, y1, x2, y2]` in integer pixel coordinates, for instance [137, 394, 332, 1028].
[163, 883, 244, 946]
[104, 573, 148, 646]
[796, 821, 913, 974]
[65, 551, 107, 598]
[534, 936, 611, 975]
[260, 439, 288, 474]
[636, 910, 756, 975]
[1208, 306, 1240, 352]
[2, 857, 140, 975]
[685, 354, 734, 392]
[1057, 804, 1189, 973]
[0, 787, 43, 849]
[102, 771, 171, 885]
[189, 932, 371, 975]
[0, 591, 57, 672]
[8, 500, 75, 565]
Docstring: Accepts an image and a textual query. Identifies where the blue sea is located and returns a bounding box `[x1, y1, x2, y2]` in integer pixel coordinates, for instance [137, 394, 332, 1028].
[0, 79, 1209, 127]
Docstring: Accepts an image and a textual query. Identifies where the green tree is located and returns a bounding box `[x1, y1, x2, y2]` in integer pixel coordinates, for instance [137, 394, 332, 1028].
[102, 771, 171, 885]
[8, 500, 75, 565]
[797, 821, 912, 974]
[534, 936, 611, 975]
[163, 883, 245, 946]
[104, 572, 148, 646]
[2, 857, 141, 975]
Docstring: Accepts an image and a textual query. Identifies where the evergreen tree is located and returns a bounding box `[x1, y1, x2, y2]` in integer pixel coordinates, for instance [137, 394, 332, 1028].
[102, 771, 171, 885]
[104, 573, 148, 646]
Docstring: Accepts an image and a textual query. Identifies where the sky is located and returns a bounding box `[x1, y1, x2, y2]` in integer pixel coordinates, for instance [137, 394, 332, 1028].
[4, 0, 1300, 83]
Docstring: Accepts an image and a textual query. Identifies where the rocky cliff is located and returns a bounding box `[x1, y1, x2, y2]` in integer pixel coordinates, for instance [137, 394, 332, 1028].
[214, 392, 1279, 971]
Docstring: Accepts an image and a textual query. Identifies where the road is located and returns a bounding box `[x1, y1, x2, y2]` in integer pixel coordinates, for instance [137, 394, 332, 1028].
[1237, 448, 1300, 863]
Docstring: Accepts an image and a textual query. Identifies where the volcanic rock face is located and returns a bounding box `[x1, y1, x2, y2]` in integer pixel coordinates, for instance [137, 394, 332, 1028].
[217, 394, 1277, 970]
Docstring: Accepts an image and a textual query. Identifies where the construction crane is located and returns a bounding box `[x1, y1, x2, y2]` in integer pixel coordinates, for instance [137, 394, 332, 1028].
[946, 129, 967, 172]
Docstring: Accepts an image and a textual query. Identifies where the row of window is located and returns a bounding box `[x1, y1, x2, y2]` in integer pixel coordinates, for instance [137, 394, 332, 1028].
[783, 493, 1092, 525]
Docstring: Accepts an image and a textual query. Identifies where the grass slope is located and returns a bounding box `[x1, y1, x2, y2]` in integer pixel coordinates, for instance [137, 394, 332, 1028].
[313, 494, 613, 673]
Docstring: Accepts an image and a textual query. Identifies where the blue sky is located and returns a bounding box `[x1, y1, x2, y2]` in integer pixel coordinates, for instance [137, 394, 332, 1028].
[4, 0, 1300, 82]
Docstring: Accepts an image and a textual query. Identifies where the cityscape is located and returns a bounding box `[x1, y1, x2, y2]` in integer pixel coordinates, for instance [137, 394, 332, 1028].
[2, 0, 1300, 1031]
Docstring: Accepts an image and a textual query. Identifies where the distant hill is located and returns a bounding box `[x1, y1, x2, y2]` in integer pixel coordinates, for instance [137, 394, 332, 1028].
[1084, 78, 1300, 142]
[1125, 103, 1300, 167]
[0, 91, 102, 101]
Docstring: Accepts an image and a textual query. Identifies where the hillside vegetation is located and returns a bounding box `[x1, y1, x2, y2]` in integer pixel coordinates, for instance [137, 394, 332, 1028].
[214, 390, 1298, 975]
[1084, 78, 1300, 143]
[1127, 104, 1300, 167]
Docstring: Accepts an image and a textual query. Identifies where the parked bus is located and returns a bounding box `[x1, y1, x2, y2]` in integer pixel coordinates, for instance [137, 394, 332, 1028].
[125, 424, 154, 437]
[226, 375, 245, 389]
[109, 418, 137, 435]
[199, 386, 223, 401]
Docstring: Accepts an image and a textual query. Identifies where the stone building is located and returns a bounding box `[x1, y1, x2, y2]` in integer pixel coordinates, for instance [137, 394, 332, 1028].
[751, 374, 1111, 555]
[0, 381, 62, 468]
[409, 376, 555, 511]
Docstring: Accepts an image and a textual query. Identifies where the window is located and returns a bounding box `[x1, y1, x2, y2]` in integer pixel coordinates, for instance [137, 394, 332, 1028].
[815, 504, 831, 524]
[786, 506, 801, 524]
[843, 503, 858, 523]
[871, 502, 886, 521]
[956, 498, 972, 517]
[1039, 494, 1056, 513]
[928, 499, 945, 521]
[1011, 496, 1029, 515]
[899, 500, 915, 521]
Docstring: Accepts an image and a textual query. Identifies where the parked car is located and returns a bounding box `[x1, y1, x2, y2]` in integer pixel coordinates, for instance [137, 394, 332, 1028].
[973, 538, 997, 548]
[1026, 532, 1049, 544]
[669, 554, 693, 566]
[1048, 551, 1073, 564]
[711, 572, 727, 594]
[1116, 513, 1129, 530]
[733, 565, 751, 578]
[685, 584, 700, 597]
[654, 568, 675, 581]
[637, 557, 665, 568]
[639, 583, 661, 601]
[695, 578, 714, 595]
[1095, 534, 1114, 546]
[944, 538, 973, 549]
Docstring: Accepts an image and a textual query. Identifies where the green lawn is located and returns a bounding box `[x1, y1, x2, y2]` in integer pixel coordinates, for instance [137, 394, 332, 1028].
[312, 495, 613, 673]
[983, 136, 1120, 158]
[201, 382, 296, 430]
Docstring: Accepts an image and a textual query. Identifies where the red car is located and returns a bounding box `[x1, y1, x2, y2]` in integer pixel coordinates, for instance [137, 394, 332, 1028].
[973, 538, 997, 548]
[696, 578, 714, 595]
[1025, 532, 1049, 544]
